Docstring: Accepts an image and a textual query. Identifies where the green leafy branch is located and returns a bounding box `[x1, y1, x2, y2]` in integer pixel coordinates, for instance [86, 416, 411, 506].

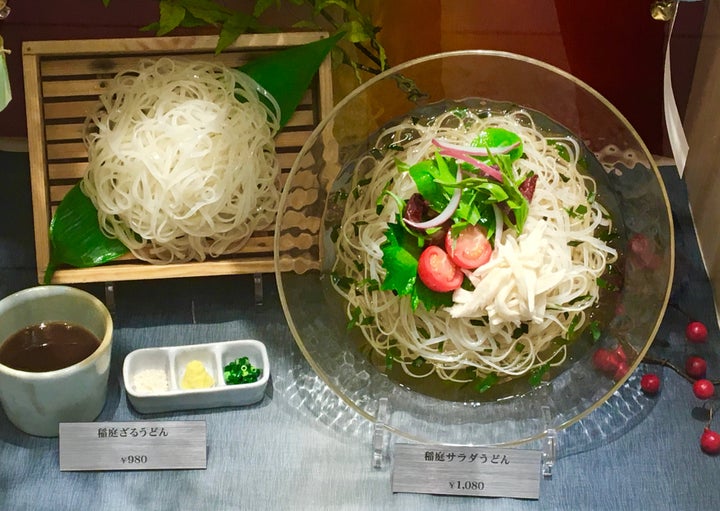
[102, 0, 388, 78]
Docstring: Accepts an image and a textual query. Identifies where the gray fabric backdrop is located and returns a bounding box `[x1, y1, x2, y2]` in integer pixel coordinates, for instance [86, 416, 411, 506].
[0, 152, 717, 510]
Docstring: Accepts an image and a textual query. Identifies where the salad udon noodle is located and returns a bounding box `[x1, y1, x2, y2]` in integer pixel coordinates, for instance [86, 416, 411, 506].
[81, 58, 280, 264]
[329, 101, 619, 401]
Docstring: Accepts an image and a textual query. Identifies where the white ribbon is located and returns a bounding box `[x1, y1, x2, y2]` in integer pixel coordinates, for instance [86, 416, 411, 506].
[664, 0, 705, 176]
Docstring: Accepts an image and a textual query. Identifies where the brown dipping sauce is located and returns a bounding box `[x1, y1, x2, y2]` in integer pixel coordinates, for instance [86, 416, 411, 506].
[0, 321, 101, 372]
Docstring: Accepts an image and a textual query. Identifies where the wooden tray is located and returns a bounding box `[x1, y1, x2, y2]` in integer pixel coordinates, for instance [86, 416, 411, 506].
[22, 33, 331, 284]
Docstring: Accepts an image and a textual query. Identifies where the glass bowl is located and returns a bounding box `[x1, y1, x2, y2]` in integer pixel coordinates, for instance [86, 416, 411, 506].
[274, 50, 673, 446]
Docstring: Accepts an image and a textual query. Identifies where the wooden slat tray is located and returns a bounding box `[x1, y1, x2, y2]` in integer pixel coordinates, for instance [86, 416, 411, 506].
[23, 33, 331, 284]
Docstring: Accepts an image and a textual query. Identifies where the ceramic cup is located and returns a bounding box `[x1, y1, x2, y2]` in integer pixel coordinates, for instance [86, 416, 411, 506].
[0, 285, 113, 437]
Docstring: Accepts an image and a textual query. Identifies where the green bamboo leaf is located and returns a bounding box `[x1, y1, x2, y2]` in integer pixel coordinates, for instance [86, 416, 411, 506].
[238, 30, 343, 127]
[45, 184, 129, 282]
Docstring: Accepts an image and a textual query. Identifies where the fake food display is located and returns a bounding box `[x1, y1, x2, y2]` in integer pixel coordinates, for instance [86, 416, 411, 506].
[81, 58, 281, 265]
[42, 33, 341, 282]
[330, 105, 617, 398]
[275, 50, 673, 445]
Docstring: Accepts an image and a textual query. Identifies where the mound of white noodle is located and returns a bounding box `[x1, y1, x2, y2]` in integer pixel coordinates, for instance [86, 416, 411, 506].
[81, 57, 280, 263]
[331, 107, 617, 383]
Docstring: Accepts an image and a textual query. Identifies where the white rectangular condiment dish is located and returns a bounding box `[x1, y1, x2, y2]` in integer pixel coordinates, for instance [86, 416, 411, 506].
[122, 339, 269, 414]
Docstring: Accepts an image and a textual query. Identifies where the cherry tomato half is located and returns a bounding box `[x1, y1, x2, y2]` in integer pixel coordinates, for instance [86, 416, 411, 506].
[417, 245, 464, 292]
[445, 225, 492, 270]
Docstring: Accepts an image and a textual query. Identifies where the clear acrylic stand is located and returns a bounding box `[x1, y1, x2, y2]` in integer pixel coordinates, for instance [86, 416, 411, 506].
[371, 397, 391, 469]
[253, 273, 264, 306]
[104, 281, 116, 316]
[370, 397, 558, 479]
[540, 406, 557, 478]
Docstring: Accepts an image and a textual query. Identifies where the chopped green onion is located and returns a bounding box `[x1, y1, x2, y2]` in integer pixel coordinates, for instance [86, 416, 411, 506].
[475, 372, 498, 393]
[528, 363, 550, 386]
[589, 320, 602, 342]
[223, 356, 262, 385]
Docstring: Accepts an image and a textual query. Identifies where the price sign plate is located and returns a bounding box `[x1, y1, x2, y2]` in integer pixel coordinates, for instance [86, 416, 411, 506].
[59, 421, 207, 471]
[392, 443, 541, 499]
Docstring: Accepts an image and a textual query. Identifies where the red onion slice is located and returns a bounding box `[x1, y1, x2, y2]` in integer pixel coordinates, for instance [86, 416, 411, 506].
[404, 169, 463, 230]
[432, 138, 520, 156]
[432, 138, 513, 182]
[438, 149, 504, 182]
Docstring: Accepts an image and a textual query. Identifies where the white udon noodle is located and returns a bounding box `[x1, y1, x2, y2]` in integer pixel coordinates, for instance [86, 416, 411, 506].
[81, 58, 280, 263]
[331, 108, 617, 383]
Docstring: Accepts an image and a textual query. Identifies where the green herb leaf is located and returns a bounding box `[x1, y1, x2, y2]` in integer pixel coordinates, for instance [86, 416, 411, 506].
[385, 346, 400, 369]
[183, 0, 232, 25]
[528, 363, 550, 386]
[330, 272, 353, 291]
[473, 128, 523, 161]
[379, 219, 454, 311]
[589, 320, 602, 342]
[596, 277, 619, 292]
[380, 220, 420, 298]
[157, 0, 188, 36]
[549, 140, 570, 162]
[408, 157, 454, 212]
[252, 0, 279, 17]
[347, 306, 362, 330]
[217, 11, 262, 54]
[565, 314, 581, 340]
[411, 356, 426, 368]
[512, 323, 529, 338]
[475, 372, 498, 393]
[414, 279, 454, 310]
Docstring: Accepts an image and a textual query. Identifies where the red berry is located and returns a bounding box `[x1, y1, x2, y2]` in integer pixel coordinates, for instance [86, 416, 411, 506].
[692, 379, 715, 399]
[701, 428, 720, 455]
[613, 361, 629, 381]
[685, 356, 707, 379]
[613, 345, 627, 364]
[686, 321, 708, 343]
[640, 373, 660, 394]
[593, 348, 620, 373]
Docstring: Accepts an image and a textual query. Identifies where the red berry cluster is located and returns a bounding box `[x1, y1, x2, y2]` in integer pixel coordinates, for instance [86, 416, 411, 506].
[592, 344, 628, 381]
[640, 320, 719, 455]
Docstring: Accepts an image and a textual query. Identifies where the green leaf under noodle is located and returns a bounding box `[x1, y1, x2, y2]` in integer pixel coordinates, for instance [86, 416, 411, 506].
[44, 184, 129, 284]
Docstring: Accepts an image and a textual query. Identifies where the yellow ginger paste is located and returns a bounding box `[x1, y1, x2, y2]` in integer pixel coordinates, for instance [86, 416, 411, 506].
[180, 360, 214, 389]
